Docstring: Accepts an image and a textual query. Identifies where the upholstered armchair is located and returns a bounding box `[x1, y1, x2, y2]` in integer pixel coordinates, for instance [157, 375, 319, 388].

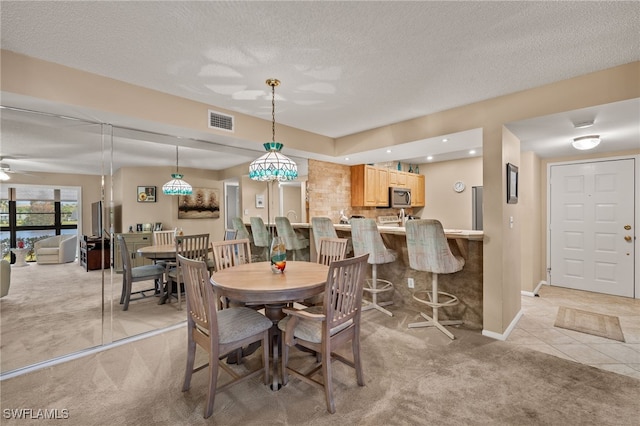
[34, 235, 78, 264]
[0, 259, 10, 298]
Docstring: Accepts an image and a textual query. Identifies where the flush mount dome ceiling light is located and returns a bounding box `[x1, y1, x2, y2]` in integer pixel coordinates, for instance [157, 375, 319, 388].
[572, 135, 601, 150]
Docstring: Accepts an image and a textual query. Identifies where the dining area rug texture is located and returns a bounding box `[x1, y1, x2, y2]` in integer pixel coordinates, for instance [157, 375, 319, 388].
[554, 306, 625, 342]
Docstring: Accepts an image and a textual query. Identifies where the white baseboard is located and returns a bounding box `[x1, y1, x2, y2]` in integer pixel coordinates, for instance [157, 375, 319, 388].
[482, 309, 524, 341]
[521, 280, 547, 297]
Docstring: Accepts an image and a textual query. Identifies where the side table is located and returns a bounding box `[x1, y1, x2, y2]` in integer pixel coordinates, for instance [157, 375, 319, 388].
[11, 248, 29, 267]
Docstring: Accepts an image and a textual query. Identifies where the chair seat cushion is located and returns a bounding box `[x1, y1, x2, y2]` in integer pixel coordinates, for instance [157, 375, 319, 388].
[37, 248, 59, 255]
[277, 306, 352, 344]
[131, 264, 165, 279]
[217, 307, 272, 344]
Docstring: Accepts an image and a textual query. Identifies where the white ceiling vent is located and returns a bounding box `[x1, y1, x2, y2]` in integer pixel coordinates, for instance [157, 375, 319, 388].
[208, 110, 234, 132]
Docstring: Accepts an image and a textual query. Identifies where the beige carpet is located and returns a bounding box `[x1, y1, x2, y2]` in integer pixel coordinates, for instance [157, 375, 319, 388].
[555, 306, 625, 342]
[2, 307, 639, 425]
[0, 261, 186, 373]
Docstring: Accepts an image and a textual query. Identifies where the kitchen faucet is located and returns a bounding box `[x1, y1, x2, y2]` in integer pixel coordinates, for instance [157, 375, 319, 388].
[399, 208, 406, 225]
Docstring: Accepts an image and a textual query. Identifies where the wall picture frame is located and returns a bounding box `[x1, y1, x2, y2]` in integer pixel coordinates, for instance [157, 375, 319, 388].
[137, 186, 156, 203]
[255, 194, 265, 208]
[178, 187, 220, 219]
[506, 163, 518, 204]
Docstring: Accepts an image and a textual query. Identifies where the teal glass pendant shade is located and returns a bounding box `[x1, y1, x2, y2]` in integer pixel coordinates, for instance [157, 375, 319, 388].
[249, 142, 298, 182]
[162, 173, 193, 195]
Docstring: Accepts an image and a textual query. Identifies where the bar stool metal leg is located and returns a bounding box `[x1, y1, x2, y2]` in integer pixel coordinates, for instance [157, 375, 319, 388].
[408, 272, 461, 339]
[362, 264, 394, 316]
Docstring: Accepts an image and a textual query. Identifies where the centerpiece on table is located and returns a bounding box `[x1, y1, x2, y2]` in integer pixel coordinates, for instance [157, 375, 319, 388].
[270, 236, 286, 273]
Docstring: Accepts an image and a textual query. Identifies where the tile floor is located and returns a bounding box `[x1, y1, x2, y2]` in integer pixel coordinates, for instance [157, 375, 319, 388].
[507, 285, 640, 379]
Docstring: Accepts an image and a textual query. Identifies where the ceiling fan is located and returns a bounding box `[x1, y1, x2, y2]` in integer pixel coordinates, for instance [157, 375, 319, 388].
[0, 156, 32, 180]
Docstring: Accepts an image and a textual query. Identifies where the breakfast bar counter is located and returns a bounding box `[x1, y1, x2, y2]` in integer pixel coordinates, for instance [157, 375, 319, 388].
[249, 221, 484, 329]
[331, 223, 484, 329]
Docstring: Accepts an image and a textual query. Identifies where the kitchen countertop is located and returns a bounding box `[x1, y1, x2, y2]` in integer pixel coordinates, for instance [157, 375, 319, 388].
[287, 222, 483, 241]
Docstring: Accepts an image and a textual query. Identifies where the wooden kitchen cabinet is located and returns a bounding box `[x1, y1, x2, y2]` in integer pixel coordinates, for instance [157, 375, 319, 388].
[112, 232, 153, 272]
[388, 170, 407, 187]
[408, 173, 425, 206]
[351, 165, 389, 207]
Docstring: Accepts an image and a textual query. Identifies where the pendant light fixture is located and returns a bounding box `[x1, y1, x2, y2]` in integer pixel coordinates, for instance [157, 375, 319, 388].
[249, 79, 298, 182]
[162, 145, 193, 195]
[249, 79, 298, 250]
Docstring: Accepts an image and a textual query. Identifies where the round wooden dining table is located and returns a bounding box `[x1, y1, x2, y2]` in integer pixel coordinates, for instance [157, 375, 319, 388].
[210, 261, 329, 321]
[137, 244, 176, 261]
[210, 260, 329, 390]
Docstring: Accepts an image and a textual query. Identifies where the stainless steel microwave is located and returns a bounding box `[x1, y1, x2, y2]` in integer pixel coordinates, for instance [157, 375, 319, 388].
[389, 187, 411, 208]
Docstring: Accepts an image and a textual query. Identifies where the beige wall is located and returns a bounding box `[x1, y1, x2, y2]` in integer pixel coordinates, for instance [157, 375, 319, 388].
[520, 151, 543, 293]
[418, 157, 483, 229]
[114, 166, 224, 239]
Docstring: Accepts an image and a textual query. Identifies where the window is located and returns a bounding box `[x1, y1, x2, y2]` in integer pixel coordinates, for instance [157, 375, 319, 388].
[0, 186, 79, 261]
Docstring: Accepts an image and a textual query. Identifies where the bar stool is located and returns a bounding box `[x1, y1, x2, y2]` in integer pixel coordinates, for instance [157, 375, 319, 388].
[275, 216, 309, 261]
[311, 216, 352, 257]
[311, 217, 337, 254]
[350, 218, 396, 316]
[405, 219, 464, 339]
[231, 217, 252, 242]
[250, 216, 271, 261]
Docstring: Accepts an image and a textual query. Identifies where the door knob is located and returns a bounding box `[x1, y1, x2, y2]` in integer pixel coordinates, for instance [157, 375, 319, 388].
[624, 225, 631, 230]
[624, 235, 632, 242]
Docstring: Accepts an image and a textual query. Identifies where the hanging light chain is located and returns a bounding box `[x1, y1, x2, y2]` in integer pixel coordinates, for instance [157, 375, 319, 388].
[175, 145, 179, 173]
[266, 78, 280, 144]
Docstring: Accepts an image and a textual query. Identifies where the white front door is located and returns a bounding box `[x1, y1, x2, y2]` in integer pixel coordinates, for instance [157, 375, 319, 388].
[549, 159, 635, 297]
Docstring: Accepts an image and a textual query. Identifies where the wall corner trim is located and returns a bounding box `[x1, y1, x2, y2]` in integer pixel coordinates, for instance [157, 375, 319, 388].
[482, 309, 524, 341]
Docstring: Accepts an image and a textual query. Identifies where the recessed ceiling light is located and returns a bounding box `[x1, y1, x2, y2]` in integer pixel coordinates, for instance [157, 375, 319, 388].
[572, 135, 600, 150]
[574, 120, 595, 129]
[442, 138, 449, 143]
[426, 156, 433, 161]
[344, 157, 350, 161]
[469, 150, 476, 155]
[386, 149, 392, 153]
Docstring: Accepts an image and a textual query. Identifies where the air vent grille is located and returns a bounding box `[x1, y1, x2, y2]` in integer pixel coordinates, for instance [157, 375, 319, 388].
[208, 110, 234, 132]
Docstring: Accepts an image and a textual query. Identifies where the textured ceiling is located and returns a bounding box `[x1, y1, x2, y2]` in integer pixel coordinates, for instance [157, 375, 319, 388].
[1, 1, 639, 175]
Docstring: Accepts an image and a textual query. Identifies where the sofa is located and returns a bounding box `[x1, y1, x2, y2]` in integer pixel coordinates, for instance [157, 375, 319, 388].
[34, 235, 78, 264]
[0, 259, 10, 298]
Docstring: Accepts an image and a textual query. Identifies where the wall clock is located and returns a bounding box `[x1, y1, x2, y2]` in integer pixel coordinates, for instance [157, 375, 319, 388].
[453, 181, 466, 193]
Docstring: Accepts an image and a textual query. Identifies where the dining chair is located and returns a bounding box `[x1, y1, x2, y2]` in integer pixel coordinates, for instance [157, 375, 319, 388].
[211, 238, 252, 272]
[350, 218, 396, 317]
[152, 229, 176, 272]
[275, 216, 309, 261]
[167, 233, 210, 310]
[249, 216, 270, 261]
[278, 253, 369, 414]
[116, 235, 165, 311]
[304, 237, 349, 306]
[405, 219, 465, 339]
[178, 254, 271, 419]
[153, 229, 175, 245]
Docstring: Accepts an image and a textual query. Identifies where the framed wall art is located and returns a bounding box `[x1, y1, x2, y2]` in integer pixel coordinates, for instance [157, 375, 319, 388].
[255, 194, 265, 209]
[137, 186, 156, 203]
[178, 187, 220, 219]
[506, 163, 518, 204]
